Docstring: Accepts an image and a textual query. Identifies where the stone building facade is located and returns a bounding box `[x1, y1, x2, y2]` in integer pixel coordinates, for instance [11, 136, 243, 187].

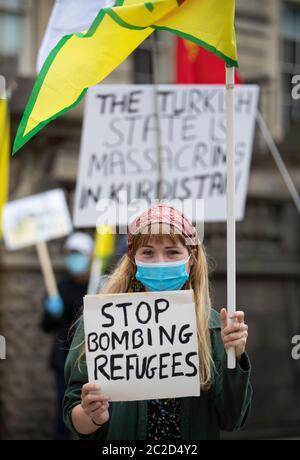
[0, 0, 300, 439]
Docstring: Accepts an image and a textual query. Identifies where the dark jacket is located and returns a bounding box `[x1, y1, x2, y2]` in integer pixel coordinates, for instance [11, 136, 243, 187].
[41, 276, 88, 370]
[63, 309, 252, 440]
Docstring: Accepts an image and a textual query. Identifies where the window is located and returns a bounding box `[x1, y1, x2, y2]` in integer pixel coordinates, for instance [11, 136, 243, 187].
[0, 0, 29, 74]
[281, 2, 300, 130]
[133, 39, 154, 84]
[133, 31, 173, 84]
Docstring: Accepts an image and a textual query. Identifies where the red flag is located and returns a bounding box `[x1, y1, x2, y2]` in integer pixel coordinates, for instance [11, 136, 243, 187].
[176, 37, 242, 84]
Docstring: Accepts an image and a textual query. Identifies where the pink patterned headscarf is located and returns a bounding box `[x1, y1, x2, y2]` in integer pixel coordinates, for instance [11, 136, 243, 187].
[126, 205, 199, 255]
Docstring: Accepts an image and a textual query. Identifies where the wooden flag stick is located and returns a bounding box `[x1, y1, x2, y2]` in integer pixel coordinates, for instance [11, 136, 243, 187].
[226, 66, 236, 369]
[36, 241, 58, 298]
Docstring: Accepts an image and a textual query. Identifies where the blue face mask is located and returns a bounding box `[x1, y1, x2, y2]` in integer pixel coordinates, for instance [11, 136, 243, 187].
[65, 253, 90, 275]
[135, 256, 190, 292]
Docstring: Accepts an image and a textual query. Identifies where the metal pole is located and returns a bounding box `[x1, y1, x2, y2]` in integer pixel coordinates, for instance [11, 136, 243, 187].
[226, 66, 236, 369]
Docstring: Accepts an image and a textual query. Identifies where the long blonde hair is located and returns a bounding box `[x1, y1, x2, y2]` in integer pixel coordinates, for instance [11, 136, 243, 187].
[78, 228, 214, 390]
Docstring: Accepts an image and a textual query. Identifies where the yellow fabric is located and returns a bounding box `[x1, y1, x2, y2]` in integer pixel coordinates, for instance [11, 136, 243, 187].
[156, 0, 237, 62]
[24, 15, 152, 136]
[0, 98, 10, 239]
[94, 225, 115, 259]
[14, 0, 237, 152]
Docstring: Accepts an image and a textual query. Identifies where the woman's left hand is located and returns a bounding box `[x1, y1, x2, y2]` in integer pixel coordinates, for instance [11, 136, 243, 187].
[220, 308, 248, 361]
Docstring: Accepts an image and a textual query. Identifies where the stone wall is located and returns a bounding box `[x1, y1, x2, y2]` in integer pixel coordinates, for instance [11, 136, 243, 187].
[0, 265, 56, 439]
[206, 196, 300, 439]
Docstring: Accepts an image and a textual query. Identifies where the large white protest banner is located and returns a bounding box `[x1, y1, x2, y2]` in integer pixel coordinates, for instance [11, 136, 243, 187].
[84, 290, 200, 401]
[2, 189, 72, 250]
[74, 84, 259, 227]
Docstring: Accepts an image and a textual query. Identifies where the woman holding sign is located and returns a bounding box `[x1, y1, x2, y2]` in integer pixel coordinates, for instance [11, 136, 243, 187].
[63, 205, 252, 440]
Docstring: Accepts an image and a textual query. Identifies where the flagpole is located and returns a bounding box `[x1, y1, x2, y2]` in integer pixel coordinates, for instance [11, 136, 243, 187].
[36, 241, 59, 298]
[151, 34, 163, 200]
[226, 65, 236, 369]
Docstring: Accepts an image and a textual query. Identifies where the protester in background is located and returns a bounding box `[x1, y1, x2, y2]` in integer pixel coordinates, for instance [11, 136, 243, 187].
[63, 205, 252, 441]
[42, 232, 94, 440]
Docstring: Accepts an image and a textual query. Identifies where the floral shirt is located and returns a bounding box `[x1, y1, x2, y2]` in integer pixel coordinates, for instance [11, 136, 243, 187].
[147, 399, 181, 441]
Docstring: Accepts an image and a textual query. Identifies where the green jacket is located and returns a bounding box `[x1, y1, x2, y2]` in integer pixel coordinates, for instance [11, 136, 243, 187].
[63, 309, 252, 440]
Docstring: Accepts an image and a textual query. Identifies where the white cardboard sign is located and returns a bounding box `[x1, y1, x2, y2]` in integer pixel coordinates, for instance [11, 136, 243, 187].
[74, 84, 259, 227]
[2, 189, 73, 250]
[83, 290, 200, 401]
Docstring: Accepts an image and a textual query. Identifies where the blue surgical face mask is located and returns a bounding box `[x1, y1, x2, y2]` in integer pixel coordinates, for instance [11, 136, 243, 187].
[65, 253, 90, 275]
[135, 256, 190, 292]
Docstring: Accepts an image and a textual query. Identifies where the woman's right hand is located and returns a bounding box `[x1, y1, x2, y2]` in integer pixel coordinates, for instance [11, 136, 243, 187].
[81, 383, 110, 426]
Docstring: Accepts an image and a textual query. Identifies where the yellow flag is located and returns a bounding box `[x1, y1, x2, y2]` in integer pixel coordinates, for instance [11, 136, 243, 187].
[0, 98, 10, 240]
[94, 225, 115, 259]
[13, 0, 237, 153]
